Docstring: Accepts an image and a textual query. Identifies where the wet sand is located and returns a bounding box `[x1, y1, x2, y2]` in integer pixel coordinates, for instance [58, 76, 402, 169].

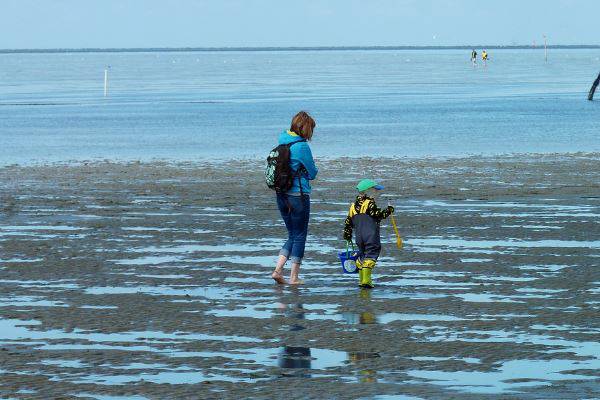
[0, 154, 599, 400]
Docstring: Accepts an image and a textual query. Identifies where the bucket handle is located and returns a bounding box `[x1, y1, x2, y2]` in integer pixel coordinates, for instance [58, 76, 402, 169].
[346, 241, 355, 259]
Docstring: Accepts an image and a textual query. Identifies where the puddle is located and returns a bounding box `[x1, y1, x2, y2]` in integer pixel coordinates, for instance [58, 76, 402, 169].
[473, 276, 537, 282]
[192, 213, 245, 217]
[225, 269, 269, 275]
[411, 237, 600, 252]
[460, 258, 493, 263]
[207, 302, 341, 321]
[0, 258, 43, 263]
[0, 232, 65, 239]
[424, 328, 600, 360]
[41, 359, 87, 368]
[477, 314, 534, 320]
[515, 288, 566, 294]
[84, 285, 271, 301]
[203, 255, 276, 266]
[0, 296, 68, 308]
[0, 225, 86, 231]
[251, 238, 338, 254]
[207, 306, 275, 319]
[455, 293, 523, 303]
[0, 280, 80, 290]
[224, 276, 274, 284]
[79, 305, 118, 310]
[516, 265, 568, 272]
[0, 318, 262, 346]
[417, 199, 596, 213]
[39, 343, 162, 352]
[378, 313, 466, 323]
[380, 279, 476, 288]
[201, 207, 229, 212]
[408, 358, 597, 394]
[502, 225, 563, 230]
[75, 394, 150, 400]
[402, 270, 466, 278]
[312, 216, 341, 222]
[132, 243, 276, 254]
[129, 212, 185, 217]
[73, 214, 104, 220]
[411, 356, 480, 363]
[112, 255, 185, 265]
[372, 291, 448, 300]
[66, 367, 259, 385]
[121, 227, 177, 232]
[137, 274, 192, 279]
[483, 212, 600, 218]
[531, 324, 600, 334]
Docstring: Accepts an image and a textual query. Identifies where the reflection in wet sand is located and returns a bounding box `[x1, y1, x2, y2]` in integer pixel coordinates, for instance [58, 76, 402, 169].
[278, 346, 312, 369]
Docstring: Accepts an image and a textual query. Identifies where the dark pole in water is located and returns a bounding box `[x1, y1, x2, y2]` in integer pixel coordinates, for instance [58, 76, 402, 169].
[589, 72, 600, 101]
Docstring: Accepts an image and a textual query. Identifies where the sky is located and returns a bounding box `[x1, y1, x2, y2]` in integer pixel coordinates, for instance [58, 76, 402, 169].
[1, 0, 599, 49]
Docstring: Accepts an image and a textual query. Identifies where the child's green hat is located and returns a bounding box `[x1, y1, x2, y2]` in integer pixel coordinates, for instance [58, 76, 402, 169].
[356, 179, 384, 192]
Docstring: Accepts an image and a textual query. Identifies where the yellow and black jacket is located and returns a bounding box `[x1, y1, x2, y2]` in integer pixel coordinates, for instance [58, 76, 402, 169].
[343, 195, 393, 260]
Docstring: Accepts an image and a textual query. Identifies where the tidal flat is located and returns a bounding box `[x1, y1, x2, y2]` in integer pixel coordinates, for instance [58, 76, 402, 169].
[0, 154, 599, 399]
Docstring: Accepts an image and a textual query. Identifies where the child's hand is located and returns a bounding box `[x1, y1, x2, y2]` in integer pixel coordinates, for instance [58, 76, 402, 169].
[387, 205, 394, 214]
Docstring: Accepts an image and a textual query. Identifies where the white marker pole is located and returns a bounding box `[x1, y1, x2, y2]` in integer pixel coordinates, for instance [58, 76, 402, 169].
[543, 35, 548, 63]
[104, 67, 109, 97]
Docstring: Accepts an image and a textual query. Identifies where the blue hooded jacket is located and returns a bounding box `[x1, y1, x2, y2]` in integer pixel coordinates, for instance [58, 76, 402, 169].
[278, 130, 318, 194]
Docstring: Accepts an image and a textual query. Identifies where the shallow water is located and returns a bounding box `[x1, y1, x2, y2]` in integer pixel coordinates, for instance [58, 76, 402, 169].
[2, 49, 600, 165]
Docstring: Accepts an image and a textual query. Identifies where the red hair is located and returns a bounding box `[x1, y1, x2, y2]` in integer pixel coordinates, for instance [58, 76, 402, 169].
[290, 111, 316, 140]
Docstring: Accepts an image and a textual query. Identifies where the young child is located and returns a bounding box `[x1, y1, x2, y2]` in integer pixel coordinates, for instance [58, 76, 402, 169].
[343, 179, 394, 288]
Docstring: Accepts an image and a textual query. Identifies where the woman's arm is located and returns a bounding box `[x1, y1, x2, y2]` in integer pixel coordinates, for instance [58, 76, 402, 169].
[297, 143, 318, 180]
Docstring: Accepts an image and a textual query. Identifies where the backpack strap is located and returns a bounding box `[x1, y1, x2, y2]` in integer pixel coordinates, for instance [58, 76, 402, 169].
[286, 139, 307, 195]
[285, 139, 306, 147]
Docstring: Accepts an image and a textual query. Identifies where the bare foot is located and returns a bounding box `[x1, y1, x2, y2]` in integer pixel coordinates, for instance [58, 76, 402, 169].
[288, 279, 304, 285]
[271, 270, 286, 284]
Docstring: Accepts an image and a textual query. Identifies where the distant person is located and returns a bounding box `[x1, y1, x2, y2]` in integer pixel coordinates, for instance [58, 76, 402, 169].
[482, 50, 489, 66]
[471, 49, 477, 66]
[343, 179, 394, 288]
[267, 111, 318, 285]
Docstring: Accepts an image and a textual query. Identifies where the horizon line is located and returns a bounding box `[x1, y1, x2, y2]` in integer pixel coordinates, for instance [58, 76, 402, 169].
[2, 44, 600, 54]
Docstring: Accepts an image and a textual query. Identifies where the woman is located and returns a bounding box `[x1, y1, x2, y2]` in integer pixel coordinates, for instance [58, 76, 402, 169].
[271, 111, 318, 285]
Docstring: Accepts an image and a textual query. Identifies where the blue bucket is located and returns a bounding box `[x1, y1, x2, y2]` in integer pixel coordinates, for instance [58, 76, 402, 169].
[338, 250, 359, 274]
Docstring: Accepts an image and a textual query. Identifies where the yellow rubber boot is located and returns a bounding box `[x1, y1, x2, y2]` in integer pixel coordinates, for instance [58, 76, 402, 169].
[362, 268, 374, 288]
[356, 259, 364, 287]
[361, 259, 376, 288]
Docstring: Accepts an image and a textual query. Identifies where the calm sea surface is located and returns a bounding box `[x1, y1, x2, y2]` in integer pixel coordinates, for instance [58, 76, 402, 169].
[1, 49, 599, 165]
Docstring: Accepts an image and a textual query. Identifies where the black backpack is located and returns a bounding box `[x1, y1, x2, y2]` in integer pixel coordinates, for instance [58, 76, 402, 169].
[265, 139, 306, 193]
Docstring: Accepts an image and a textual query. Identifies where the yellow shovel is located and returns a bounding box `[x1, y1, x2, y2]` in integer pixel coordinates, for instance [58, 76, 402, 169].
[389, 212, 403, 250]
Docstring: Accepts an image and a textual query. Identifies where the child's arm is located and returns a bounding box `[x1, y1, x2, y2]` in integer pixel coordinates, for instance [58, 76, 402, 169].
[366, 201, 394, 221]
[343, 214, 353, 241]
